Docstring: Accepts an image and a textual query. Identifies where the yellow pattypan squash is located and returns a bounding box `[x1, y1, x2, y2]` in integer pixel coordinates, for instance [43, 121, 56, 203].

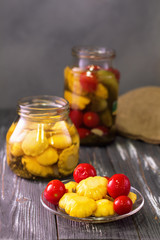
[36, 147, 58, 166]
[22, 156, 54, 178]
[76, 176, 108, 201]
[59, 193, 97, 218]
[58, 144, 79, 176]
[10, 142, 24, 157]
[48, 134, 72, 149]
[128, 192, 137, 204]
[22, 130, 48, 157]
[93, 199, 115, 217]
[51, 121, 70, 135]
[65, 181, 78, 193]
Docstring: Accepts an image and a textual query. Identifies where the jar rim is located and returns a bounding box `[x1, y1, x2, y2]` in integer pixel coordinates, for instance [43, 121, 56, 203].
[72, 46, 116, 59]
[18, 95, 69, 119]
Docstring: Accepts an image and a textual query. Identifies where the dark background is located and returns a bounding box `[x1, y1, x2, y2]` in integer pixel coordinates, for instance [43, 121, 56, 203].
[0, 0, 160, 108]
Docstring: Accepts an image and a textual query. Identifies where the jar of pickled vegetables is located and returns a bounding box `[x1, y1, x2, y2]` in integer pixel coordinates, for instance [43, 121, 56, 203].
[64, 46, 120, 146]
[6, 96, 79, 179]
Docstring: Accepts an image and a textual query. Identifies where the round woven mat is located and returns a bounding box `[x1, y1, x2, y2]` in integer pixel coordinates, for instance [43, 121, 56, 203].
[116, 86, 160, 144]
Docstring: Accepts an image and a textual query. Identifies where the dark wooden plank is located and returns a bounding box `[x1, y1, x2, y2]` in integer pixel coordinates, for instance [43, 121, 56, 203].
[0, 123, 58, 240]
[57, 215, 140, 240]
[107, 137, 160, 239]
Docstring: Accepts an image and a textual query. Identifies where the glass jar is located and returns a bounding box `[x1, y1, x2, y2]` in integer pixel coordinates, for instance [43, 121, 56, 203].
[64, 46, 120, 146]
[6, 96, 79, 179]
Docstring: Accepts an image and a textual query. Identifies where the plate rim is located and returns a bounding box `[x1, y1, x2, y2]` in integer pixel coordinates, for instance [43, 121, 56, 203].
[40, 179, 144, 223]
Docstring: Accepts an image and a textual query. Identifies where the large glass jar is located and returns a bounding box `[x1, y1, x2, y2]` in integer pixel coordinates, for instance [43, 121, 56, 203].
[64, 46, 120, 146]
[6, 96, 79, 179]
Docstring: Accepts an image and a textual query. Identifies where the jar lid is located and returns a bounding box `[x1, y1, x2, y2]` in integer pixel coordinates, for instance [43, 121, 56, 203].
[72, 46, 116, 59]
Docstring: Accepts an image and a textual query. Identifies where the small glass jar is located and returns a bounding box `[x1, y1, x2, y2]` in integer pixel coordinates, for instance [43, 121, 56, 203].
[64, 46, 120, 146]
[6, 96, 79, 179]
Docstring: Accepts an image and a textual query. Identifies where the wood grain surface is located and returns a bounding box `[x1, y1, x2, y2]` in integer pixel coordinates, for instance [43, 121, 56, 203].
[0, 110, 160, 240]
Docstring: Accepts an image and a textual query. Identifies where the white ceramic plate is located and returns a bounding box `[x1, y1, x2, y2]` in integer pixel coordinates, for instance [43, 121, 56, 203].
[40, 180, 144, 223]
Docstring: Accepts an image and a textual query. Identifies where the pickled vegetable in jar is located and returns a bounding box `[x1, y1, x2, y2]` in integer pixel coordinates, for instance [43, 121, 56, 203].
[6, 96, 79, 179]
[64, 46, 120, 146]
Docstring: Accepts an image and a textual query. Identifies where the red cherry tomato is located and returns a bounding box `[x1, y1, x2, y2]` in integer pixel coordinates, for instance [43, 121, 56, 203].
[69, 110, 83, 128]
[44, 180, 66, 205]
[114, 196, 133, 215]
[86, 65, 101, 71]
[83, 112, 100, 128]
[73, 163, 97, 183]
[80, 71, 98, 92]
[107, 68, 120, 81]
[77, 128, 90, 139]
[107, 174, 131, 199]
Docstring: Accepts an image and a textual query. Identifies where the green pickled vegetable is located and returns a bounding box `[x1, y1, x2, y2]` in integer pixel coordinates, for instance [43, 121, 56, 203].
[97, 70, 118, 110]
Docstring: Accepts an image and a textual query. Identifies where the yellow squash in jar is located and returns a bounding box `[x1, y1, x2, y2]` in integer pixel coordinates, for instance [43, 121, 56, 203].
[66, 123, 77, 136]
[64, 66, 73, 82]
[6, 123, 17, 142]
[48, 121, 73, 149]
[22, 130, 48, 157]
[49, 134, 72, 149]
[6, 95, 80, 179]
[51, 121, 70, 135]
[71, 134, 80, 148]
[94, 83, 109, 99]
[10, 142, 24, 157]
[22, 156, 55, 178]
[36, 147, 58, 166]
[58, 144, 79, 176]
[65, 67, 87, 96]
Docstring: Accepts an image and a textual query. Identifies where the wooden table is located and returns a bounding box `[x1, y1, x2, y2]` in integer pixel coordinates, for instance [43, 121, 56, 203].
[0, 109, 160, 240]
